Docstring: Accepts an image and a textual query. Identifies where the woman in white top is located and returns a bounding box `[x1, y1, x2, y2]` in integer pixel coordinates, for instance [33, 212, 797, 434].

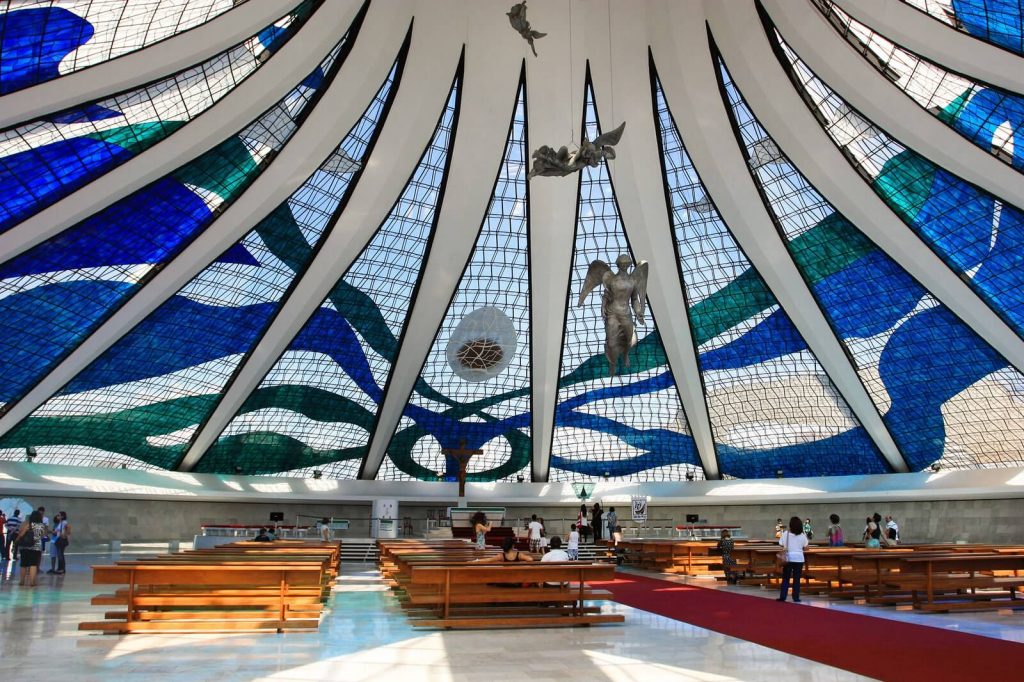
[777, 516, 810, 603]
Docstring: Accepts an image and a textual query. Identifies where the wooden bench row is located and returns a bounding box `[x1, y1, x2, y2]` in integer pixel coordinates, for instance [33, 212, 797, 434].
[377, 539, 624, 629]
[79, 541, 341, 633]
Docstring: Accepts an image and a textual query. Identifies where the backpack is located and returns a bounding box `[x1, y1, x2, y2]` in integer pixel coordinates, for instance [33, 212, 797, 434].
[830, 524, 844, 546]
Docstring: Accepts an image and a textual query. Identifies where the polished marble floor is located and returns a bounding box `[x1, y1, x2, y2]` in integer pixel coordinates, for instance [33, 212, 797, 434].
[0, 553, 1020, 681]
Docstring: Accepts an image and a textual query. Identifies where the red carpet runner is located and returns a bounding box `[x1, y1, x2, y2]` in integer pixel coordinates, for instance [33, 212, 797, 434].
[596, 572, 1023, 681]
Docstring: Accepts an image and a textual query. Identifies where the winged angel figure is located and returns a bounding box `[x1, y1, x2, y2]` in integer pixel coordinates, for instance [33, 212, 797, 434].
[528, 122, 626, 179]
[507, 2, 546, 57]
[578, 254, 650, 376]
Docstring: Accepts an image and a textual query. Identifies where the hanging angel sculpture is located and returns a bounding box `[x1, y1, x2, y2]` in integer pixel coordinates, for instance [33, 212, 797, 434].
[507, 2, 546, 57]
[528, 122, 626, 179]
[578, 254, 650, 377]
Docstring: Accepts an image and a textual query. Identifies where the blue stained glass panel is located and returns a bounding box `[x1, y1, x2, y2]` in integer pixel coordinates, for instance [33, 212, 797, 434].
[197, 73, 461, 478]
[654, 70, 887, 479]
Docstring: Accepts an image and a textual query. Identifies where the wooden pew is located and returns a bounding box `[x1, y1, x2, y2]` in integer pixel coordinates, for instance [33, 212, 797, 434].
[80, 563, 326, 633]
[405, 562, 622, 629]
[890, 554, 1024, 612]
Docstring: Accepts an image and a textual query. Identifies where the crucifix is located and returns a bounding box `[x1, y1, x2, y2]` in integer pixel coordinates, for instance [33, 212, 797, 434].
[441, 439, 483, 500]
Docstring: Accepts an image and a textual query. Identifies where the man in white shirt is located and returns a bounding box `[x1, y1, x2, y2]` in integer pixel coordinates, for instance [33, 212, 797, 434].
[541, 537, 570, 587]
[885, 516, 900, 545]
[542, 536, 569, 562]
[527, 514, 543, 553]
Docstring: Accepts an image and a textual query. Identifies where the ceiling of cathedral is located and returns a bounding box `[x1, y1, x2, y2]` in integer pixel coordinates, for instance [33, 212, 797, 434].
[1, 0, 1023, 483]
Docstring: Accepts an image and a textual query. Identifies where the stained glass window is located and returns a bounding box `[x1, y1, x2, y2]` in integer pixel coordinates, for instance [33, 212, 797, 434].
[377, 80, 531, 483]
[203, 70, 461, 478]
[549, 76, 701, 483]
[719, 54, 1024, 472]
[0, 0, 253, 94]
[0, 57, 399, 472]
[0, 1, 317, 234]
[901, 0, 1024, 55]
[770, 31, 1024, 340]
[814, 1, 1024, 173]
[655, 66, 887, 478]
[0, 25, 352, 421]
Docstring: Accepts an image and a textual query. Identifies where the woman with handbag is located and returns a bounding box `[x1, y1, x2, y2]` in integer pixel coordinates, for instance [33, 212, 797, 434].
[15, 510, 47, 587]
[776, 516, 810, 603]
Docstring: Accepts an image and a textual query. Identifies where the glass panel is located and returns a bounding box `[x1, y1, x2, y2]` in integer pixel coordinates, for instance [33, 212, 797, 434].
[719, 55, 1024, 472]
[0, 0, 260, 93]
[815, 1, 1024, 174]
[901, 0, 1024, 55]
[655, 70, 886, 478]
[0, 29, 350, 416]
[772, 31, 1024, 339]
[0, 1, 318, 234]
[549, 80, 702, 483]
[0, 60, 399, 471]
[200, 73, 461, 477]
[378, 83, 531, 483]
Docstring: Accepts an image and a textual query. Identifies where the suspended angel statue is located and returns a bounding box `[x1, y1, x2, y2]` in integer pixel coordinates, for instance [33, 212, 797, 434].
[528, 122, 626, 179]
[577, 254, 650, 377]
[507, 2, 546, 57]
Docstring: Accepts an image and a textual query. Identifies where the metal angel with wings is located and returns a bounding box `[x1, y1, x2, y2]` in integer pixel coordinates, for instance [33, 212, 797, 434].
[577, 254, 650, 377]
[528, 122, 626, 179]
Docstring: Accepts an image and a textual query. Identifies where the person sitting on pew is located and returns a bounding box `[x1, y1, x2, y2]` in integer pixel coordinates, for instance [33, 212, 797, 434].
[475, 536, 535, 564]
[542, 536, 569, 562]
[253, 527, 273, 542]
[541, 537, 570, 587]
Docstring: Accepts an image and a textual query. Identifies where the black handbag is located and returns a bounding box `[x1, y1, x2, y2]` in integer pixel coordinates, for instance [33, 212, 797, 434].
[16, 526, 34, 549]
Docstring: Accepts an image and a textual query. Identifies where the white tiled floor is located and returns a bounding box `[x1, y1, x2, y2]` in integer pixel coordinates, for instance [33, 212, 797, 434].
[1, 554, 1020, 681]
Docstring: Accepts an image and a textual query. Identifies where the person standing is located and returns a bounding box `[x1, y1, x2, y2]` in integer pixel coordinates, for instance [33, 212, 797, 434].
[803, 518, 813, 541]
[776, 516, 809, 603]
[527, 514, 544, 553]
[606, 507, 618, 540]
[591, 502, 603, 543]
[471, 511, 492, 550]
[576, 504, 590, 543]
[0, 509, 6, 560]
[15, 510, 47, 587]
[718, 530, 737, 584]
[885, 516, 900, 545]
[566, 524, 580, 560]
[5, 510, 23, 562]
[53, 512, 70, 575]
[826, 514, 844, 547]
[774, 518, 784, 539]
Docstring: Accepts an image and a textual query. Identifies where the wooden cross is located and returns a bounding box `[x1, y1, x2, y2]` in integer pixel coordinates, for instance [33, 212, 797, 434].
[442, 439, 483, 498]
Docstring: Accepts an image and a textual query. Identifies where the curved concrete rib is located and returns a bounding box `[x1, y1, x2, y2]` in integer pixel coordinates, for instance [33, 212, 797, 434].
[359, 12, 525, 481]
[180, 2, 464, 472]
[0, 1, 362, 266]
[524, 0, 588, 482]
[655, 2, 908, 472]
[588, 2, 720, 479]
[765, 0, 1024, 216]
[0, 0, 300, 129]
[710, 1, 1024, 376]
[832, 0, 1024, 93]
[0, 3, 410, 443]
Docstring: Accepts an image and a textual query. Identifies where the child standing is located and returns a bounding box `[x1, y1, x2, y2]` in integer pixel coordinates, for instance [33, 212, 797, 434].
[567, 524, 580, 560]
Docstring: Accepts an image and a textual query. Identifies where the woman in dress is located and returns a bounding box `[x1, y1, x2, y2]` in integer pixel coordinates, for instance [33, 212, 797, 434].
[15, 510, 48, 587]
[470, 511, 491, 550]
[591, 502, 603, 543]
